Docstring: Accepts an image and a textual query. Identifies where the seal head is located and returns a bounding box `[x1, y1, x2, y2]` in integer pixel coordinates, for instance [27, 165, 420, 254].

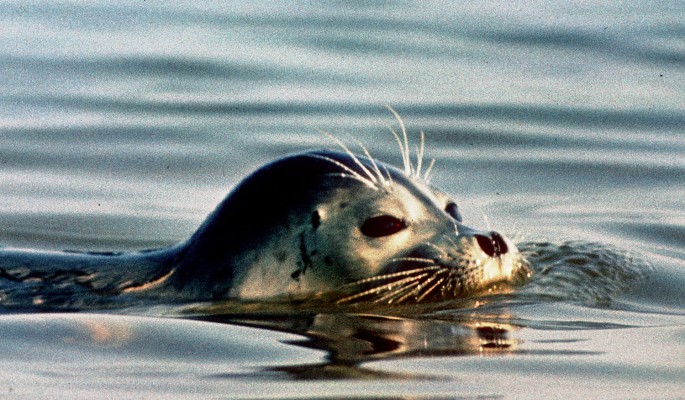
[168, 150, 530, 304]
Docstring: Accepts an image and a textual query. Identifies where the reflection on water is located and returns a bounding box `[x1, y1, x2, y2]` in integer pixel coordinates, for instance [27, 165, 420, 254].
[218, 312, 521, 380]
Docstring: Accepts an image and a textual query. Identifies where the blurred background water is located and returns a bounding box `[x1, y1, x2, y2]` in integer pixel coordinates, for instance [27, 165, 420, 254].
[0, 1, 684, 398]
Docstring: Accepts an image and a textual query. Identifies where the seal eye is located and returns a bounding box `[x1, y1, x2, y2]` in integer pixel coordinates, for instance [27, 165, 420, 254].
[445, 202, 462, 222]
[360, 215, 407, 238]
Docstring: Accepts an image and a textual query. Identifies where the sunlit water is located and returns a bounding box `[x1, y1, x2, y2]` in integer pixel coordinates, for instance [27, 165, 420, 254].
[1, 1, 684, 399]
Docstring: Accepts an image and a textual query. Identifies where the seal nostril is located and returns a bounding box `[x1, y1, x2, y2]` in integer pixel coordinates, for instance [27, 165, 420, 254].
[491, 232, 508, 255]
[475, 234, 496, 257]
[475, 232, 508, 257]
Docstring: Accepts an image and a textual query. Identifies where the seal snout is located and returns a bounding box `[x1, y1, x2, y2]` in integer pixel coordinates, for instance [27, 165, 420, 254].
[475, 231, 509, 258]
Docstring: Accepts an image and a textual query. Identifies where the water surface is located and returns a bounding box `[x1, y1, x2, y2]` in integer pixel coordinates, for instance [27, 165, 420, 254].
[1, 1, 684, 398]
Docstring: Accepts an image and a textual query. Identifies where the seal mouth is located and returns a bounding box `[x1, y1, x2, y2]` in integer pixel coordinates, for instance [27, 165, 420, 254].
[335, 234, 531, 305]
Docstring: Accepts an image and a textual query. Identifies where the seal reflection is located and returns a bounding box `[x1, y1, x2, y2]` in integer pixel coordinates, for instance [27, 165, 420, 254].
[203, 306, 519, 380]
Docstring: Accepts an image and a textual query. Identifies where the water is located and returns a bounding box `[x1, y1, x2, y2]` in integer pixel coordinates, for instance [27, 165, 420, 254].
[1, 1, 684, 398]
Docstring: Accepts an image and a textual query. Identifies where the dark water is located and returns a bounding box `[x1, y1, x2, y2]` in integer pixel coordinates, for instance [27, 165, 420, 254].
[1, 1, 684, 398]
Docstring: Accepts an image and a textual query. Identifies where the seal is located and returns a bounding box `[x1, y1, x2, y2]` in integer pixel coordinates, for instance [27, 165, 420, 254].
[0, 131, 530, 309]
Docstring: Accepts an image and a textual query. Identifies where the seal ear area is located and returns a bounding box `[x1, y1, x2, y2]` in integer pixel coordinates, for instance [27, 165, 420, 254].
[360, 215, 408, 238]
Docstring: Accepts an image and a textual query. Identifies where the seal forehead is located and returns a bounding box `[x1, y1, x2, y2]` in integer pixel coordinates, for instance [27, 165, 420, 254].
[310, 163, 446, 228]
[306, 150, 445, 205]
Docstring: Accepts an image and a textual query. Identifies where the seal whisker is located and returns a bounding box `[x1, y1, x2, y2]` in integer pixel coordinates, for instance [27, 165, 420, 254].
[416, 275, 447, 302]
[395, 273, 442, 304]
[325, 172, 380, 189]
[309, 154, 378, 190]
[372, 281, 414, 303]
[336, 273, 430, 303]
[346, 134, 388, 188]
[389, 256, 437, 264]
[447, 269, 466, 297]
[369, 267, 447, 304]
[374, 279, 423, 304]
[387, 125, 410, 176]
[444, 235, 460, 251]
[512, 231, 526, 244]
[342, 265, 441, 287]
[483, 214, 492, 231]
[440, 270, 455, 296]
[415, 130, 426, 180]
[423, 158, 436, 183]
[386, 105, 413, 177]
[380, 162, 394, 187]
[424, 241, 450, 257]
[319, 130, 380, 186]
[309, 154, 368, 182]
